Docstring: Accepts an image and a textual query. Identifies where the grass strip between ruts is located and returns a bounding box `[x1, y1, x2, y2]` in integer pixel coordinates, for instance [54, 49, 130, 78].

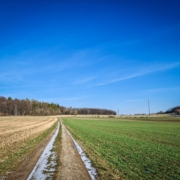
[52, 119, 62, 180]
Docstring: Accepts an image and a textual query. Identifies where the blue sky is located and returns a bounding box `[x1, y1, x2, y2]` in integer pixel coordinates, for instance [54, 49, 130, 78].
[0, 0, 180, 114]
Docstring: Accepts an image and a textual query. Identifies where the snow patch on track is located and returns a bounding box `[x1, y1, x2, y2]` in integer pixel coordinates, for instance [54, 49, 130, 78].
[27, 122, 60, 180]
[66, 127, 98, 180]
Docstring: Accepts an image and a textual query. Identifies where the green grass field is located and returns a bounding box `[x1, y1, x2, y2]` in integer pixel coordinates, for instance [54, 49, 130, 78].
[63, 117, 180, 180]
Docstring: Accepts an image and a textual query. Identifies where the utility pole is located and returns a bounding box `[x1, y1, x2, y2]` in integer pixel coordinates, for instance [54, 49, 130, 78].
[148, 99, 150, 117]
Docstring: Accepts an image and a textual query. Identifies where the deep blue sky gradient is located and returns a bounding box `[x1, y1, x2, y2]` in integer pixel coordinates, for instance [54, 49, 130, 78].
[0, 0, 180, 114]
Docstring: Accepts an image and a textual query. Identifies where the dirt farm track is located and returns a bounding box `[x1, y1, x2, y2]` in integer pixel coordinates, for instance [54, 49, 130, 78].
[0, 116, 92, 180]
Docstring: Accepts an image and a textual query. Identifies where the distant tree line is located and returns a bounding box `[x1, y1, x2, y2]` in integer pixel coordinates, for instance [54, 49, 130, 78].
[134, 113, 146, 115]
[53, 106, 116, 115]
[165, 106, 180, 115]
[0, 96, 116, 116]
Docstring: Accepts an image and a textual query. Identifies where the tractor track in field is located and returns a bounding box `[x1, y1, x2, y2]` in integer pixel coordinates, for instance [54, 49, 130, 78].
[4, 121, 93, 180]
[57, 123, 91, 180]
[5, 126, 58, 180]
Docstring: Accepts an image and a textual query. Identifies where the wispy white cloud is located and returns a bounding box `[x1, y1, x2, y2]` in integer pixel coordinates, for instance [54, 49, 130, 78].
[90, 62, 180, 87]
[0, 71, 23, 82]
[92, 74, 139, 86]
[0, 85, 30, 89]
[72, 76, 96, 85]
[0, 47, 102, 84]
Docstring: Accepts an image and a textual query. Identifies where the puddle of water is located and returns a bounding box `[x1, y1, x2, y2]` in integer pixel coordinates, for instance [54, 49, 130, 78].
[27, 122, 60, 180]
[66, 127, 98, 180]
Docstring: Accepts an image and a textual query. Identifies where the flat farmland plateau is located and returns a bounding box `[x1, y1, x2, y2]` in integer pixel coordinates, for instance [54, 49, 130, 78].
[63, 117, 180, 180]
[0, 116, 58, 178]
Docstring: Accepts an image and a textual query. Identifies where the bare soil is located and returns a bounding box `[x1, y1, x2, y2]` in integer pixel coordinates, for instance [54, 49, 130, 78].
[57, 123, 91, 180]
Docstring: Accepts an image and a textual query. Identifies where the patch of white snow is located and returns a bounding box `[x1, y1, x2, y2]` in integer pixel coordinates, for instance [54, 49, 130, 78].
[66, 127, 98, 180]
[27, 122, 60, 180]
